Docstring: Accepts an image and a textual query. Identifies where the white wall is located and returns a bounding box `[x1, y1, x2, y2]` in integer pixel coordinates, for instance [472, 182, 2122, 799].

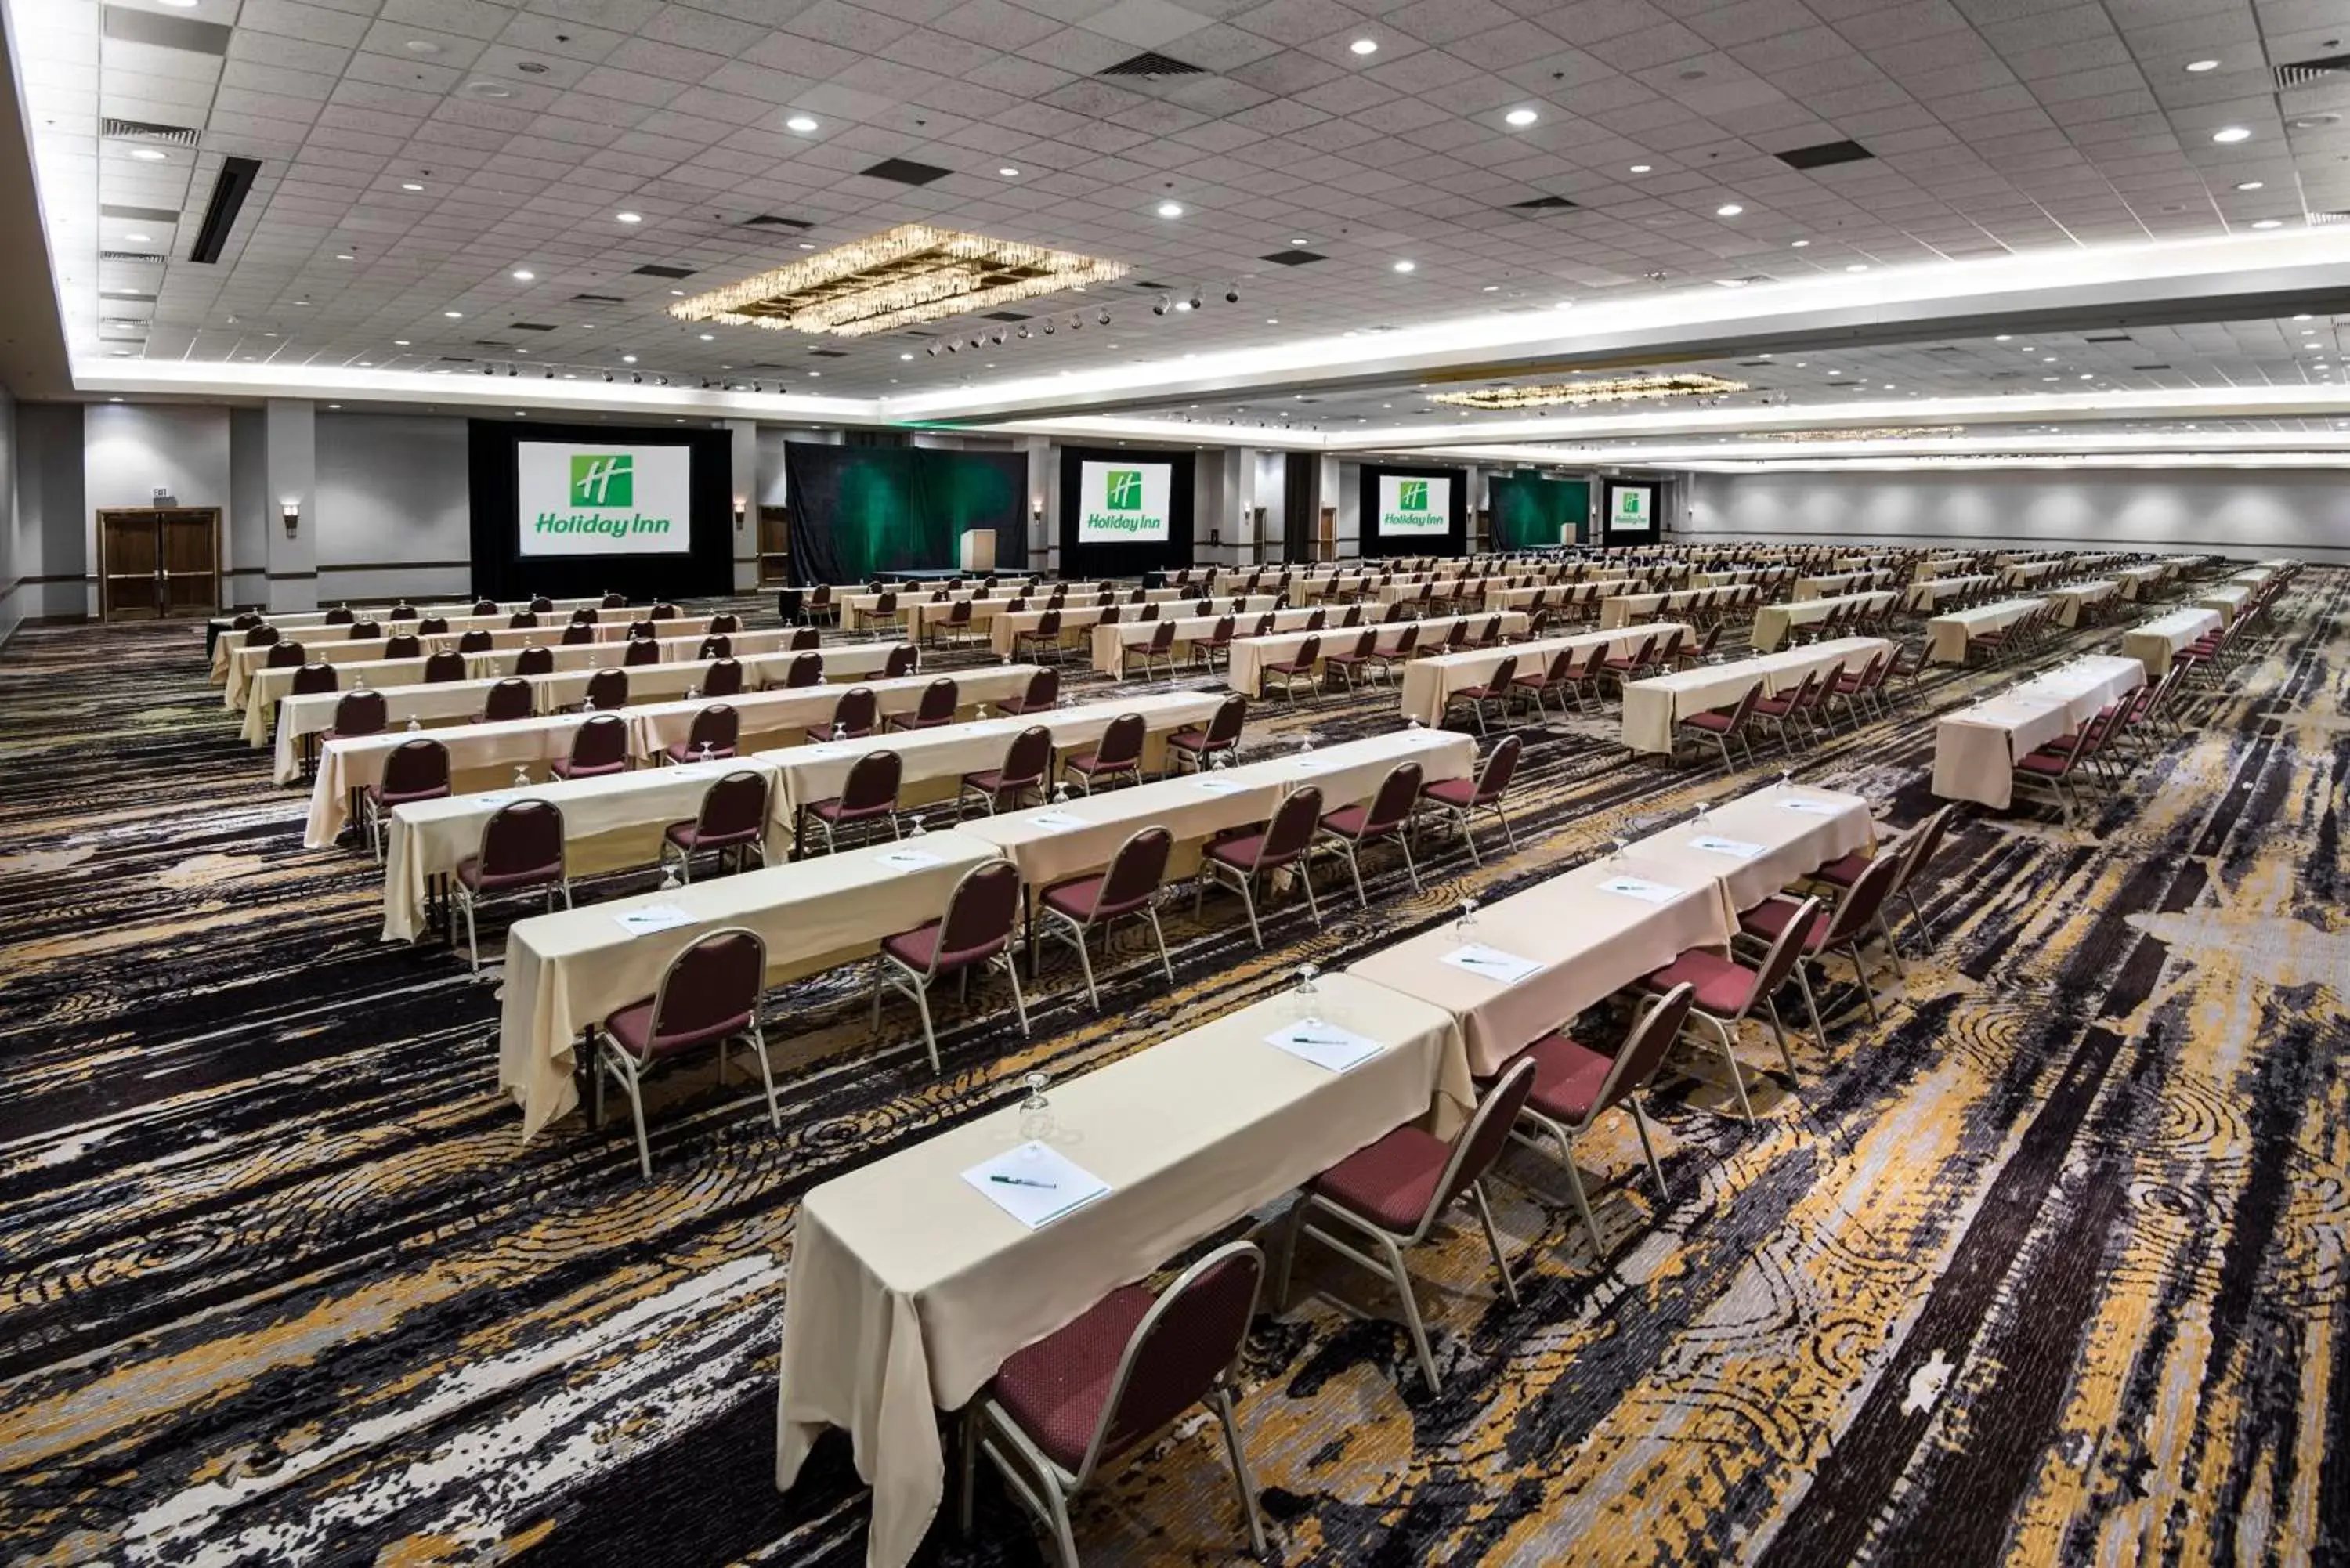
[14, 403, 84, 622]
[83, 403, 232, 617]
[1684, 468, 2350, 563]
[314, 413, 472, 602]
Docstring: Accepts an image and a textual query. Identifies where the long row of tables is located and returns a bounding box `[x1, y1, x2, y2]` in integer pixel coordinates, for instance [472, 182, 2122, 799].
[774, 779, 1875, 1568]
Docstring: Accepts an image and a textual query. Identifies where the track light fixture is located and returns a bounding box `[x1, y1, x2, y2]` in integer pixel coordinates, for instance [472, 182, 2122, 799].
[1067, 313, 1082, 331]
[1187, 288, 1203, 309]
[1153, 294, 1170, 316]
[601, 370, 612, 382]
[1224, 284, 1239, 303]
[1017, 324, 1032, 339]
[1042, 317, 1055, 334]
[926, 342, 939, 356]
[1096, 308, 1111, 325]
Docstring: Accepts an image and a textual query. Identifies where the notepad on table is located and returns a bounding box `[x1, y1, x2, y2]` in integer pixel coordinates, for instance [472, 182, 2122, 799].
[962, 1142, 1112, 1228]
[1689, 833, 1766, 858]
[613, 904, 696, 936]
[1439, 944, 1544, 983]
[1774, 797, 1845, 816]
[1599, 875, 1683, 905]
[1266, 1017, 1384, 1072]
[1193, 777, 1245, 793]
[877, 848, 944, 871]
[1029, 811, 1088, 829]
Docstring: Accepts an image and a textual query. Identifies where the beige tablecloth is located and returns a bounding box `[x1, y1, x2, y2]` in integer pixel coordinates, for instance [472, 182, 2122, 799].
[1749, 591, 1894, 654]
[1089, 607, 1320, 676]
[224, 621, 729, 706]
[1224, 612, 1529, 698]
[620, 664, 1044, 764]
[1924, 598, 2044, 663]
[307, 715, 589, 847]
[957, 728, 1475, 889]
[2001, 559, 2066, 588]
[1599, 585, 1757, 629]
[2115, 565, 2167, 601]
[987, 598, 1275, 658]
[2195, 583, 2251, 627]
[2122, 607, 2221, 678]
[208, 598, 606, 679]
[1396, 623, 1687, 725]
[757, 690, 1223, 847]
[1620, 638, 1891, 755]
[379, 756, 786, 942]
[244, 656, 434, 746]
[1932, 656, 2144, 807]
[1903, 574, 1997, 612]
[774, 971, 1470, 1568]
[498, 830, 1002, 1140]
[1619, 786, 1876, 926]
[1791, 571, 1891, 602]
[2049, 580, 2119, 627]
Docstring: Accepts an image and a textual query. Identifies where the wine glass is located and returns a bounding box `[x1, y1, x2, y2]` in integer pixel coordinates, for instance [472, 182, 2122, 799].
[406, 717, 421, 732]
[1691, 798, 1712, 826]
[698, 742, 714, 765]
[832, 721, 847, 742]
[1607, 836, 1629, 863]
[1016, 1070, 1053, 1141]
[512, 765, 530, 789]
[1454, 897, 1478, 939]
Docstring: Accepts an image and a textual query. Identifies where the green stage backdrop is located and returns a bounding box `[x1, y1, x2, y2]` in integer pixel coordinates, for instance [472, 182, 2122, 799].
[783, 443, 1028, 583]
[1491, 473, 1589, 548]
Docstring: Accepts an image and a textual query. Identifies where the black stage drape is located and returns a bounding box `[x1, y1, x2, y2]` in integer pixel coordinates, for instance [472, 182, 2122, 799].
[783, 443, 1028, 586]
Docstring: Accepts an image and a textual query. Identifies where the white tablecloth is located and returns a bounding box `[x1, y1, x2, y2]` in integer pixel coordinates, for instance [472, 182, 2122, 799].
[2122, 607, 2221, 677]
[1224, 611, 1528, 698]
[1396, 623, 1685, 725]
[1924, 598, 2044, 663]
[1620, 638, 1891, 754]
[1750, 591, 1895, 653]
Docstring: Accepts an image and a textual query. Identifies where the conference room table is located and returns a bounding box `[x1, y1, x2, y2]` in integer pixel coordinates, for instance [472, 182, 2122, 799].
[985, 596, 1279, 659]
[1931, 655, 2146, 808]
[2048, 580, 2120, 627]
[755, 690, 1224, 850]
[956, 727, 1476, 898]
[775, 970, 1468, 1568]
[1223, 610, 1531, 699]
[378, 755, 788, 944]
[1355, 782, 1872, 1075]
[500, 830, 1003, 1142]
[1396, 622, 1689, 726]
[1088, 605, 1321, 676]
[220, 619, 743, 706]
[1620, 637, 1893, 755]
[1903, 573, 1998, 612]
[2195, 583, 2253, 627]
[2122, 606, 2222, 679]
[1923, 598, 2046, 663]
[1599, 583, 1762, 630]
[2115, 564, 2171, 601]
[305, 665, 1043, 846]
[1481, 578, 1636, 613]
[1791, 570, 1894, 602]
[2001, 559, 2070, 588]
[205, 596, 606, 649]
[268, 644, 906, 782]
[1748, 590, 1896, 653]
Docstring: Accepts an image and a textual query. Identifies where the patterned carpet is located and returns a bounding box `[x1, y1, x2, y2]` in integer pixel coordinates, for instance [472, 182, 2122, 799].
[1, 576, 2343, 1567]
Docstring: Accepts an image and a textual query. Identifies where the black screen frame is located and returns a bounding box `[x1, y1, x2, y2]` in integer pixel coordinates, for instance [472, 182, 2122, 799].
[1357, 463, 1467, 559]
[467, 420, 733, 602]
[1058, 446, 1195, 579]
[1600, 478, 1661, 546]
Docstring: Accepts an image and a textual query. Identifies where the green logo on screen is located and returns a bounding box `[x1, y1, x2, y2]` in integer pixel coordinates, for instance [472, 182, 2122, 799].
[1398, 479, 1428, 509]
[570, 453, 634, 508]
[1618, 490, 1643, 515]
[1104, 468, 1144, 510]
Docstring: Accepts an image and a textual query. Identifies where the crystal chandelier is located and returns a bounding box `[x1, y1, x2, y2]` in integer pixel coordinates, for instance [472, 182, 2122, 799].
[667, 224, 1129, 338]
[1429, 372, 1748, 410]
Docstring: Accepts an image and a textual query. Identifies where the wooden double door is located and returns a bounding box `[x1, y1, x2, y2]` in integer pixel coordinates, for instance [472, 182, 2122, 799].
[99, 508, 221, 620]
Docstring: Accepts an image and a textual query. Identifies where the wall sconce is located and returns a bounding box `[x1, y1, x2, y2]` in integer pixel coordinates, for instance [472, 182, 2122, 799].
[732, 497, 747, 530]
[280, 500, 300, 537]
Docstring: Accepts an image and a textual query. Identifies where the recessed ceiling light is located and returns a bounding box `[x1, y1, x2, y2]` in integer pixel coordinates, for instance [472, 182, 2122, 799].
[1994, 334, 2012, 341]
[1264, 316, 1277, 323]
[1157, 201, 1184, 218]
[699, 332, 714, 340]
[786, 114, 818, 132]
[336, 252, 354, 260]
[327, 403, 341, 408]
[1505, 108, 1538, 127]
[621, 354, 637, 363]
[998, 167, 1019, 177]
[1846, 262, 1869, 272]
[393, 339, 410, 345]
[670, 288, 684, 296]
[1712, 277, 1748, 287]
[511, 269, 533, 280]
[129, 147, 167, 161]
[900, 352, 913, 359]
[1393, 259, 1415, 272]
[1629, 164, 1651, 173]
[404, 39, 440, 53]
[2186, 58, 2220, 71]
[1716, 203, 1744, 216]
[2212, 125, 2251, 143]
[1553, 299, 1574, 309]
[155, 0, 196, 7]
[2251, 218, 2283, 229]
[615, 211, 642, 224]
[2293, 313, 2312, 320]
[2236, 181, 2265, 191]
[443, 309, 462, 318]
[1349, 38, 1377, 55]
[1790, 239, 1810, 247]
[401, 182, 424, 191]
[123, 232, 150, 243]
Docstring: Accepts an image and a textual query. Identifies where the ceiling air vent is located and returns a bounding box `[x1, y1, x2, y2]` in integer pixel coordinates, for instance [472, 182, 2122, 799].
[572, 292, 624, 302]
[858, 157, 951, 186]
[2131, 363, 2174, 370]
[2274, 53, 2350, 89]
[100, 250, 168, 263]
[1776, 139, 1874, 170]
[983, 310, 1029, 320]
[509, 322, 557, 331]
[2084, 333, 2132, 342]
[741, 213, 813, 229]
[188, 155, 261, 263]
[632, 263, 696, 278]
[2308, 210, 2350, 226]
[103, 117, 200, 147]
[809, 349, 848, 358]
[1259, 251, 1327, 266]
[1510, 195, 1580, 211]
[1099, 52, 1204, 78]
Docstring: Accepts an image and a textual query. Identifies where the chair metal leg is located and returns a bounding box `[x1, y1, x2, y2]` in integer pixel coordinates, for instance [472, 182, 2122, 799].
[1472, 1180, 1518, 1304]
[1340, 840, 1368, 909]
[1395, 830, 1421, 892]
[1209, 1384, 1271, 1560]
[1379, 1230, 1441, 1394]
[1762, 997, 1801, 1075]
[1791, 962, 1829, 1053]
[1144, 903, 1174, 985]
[1705, 1013, 1755, 1121]
[743, 1023, 780, 1129]
[1001, 953, 1030, 1035]
[913, 978, 940, 1071]
[1629, 1097, 1666, 1195]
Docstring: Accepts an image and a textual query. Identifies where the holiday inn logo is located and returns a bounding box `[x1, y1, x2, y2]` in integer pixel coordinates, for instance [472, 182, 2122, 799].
[570, 453, 633, 508]
[1618, 490, 1642, 515]
[1104, 468, 1144, 510]
[1398, 479, 1428, 510]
